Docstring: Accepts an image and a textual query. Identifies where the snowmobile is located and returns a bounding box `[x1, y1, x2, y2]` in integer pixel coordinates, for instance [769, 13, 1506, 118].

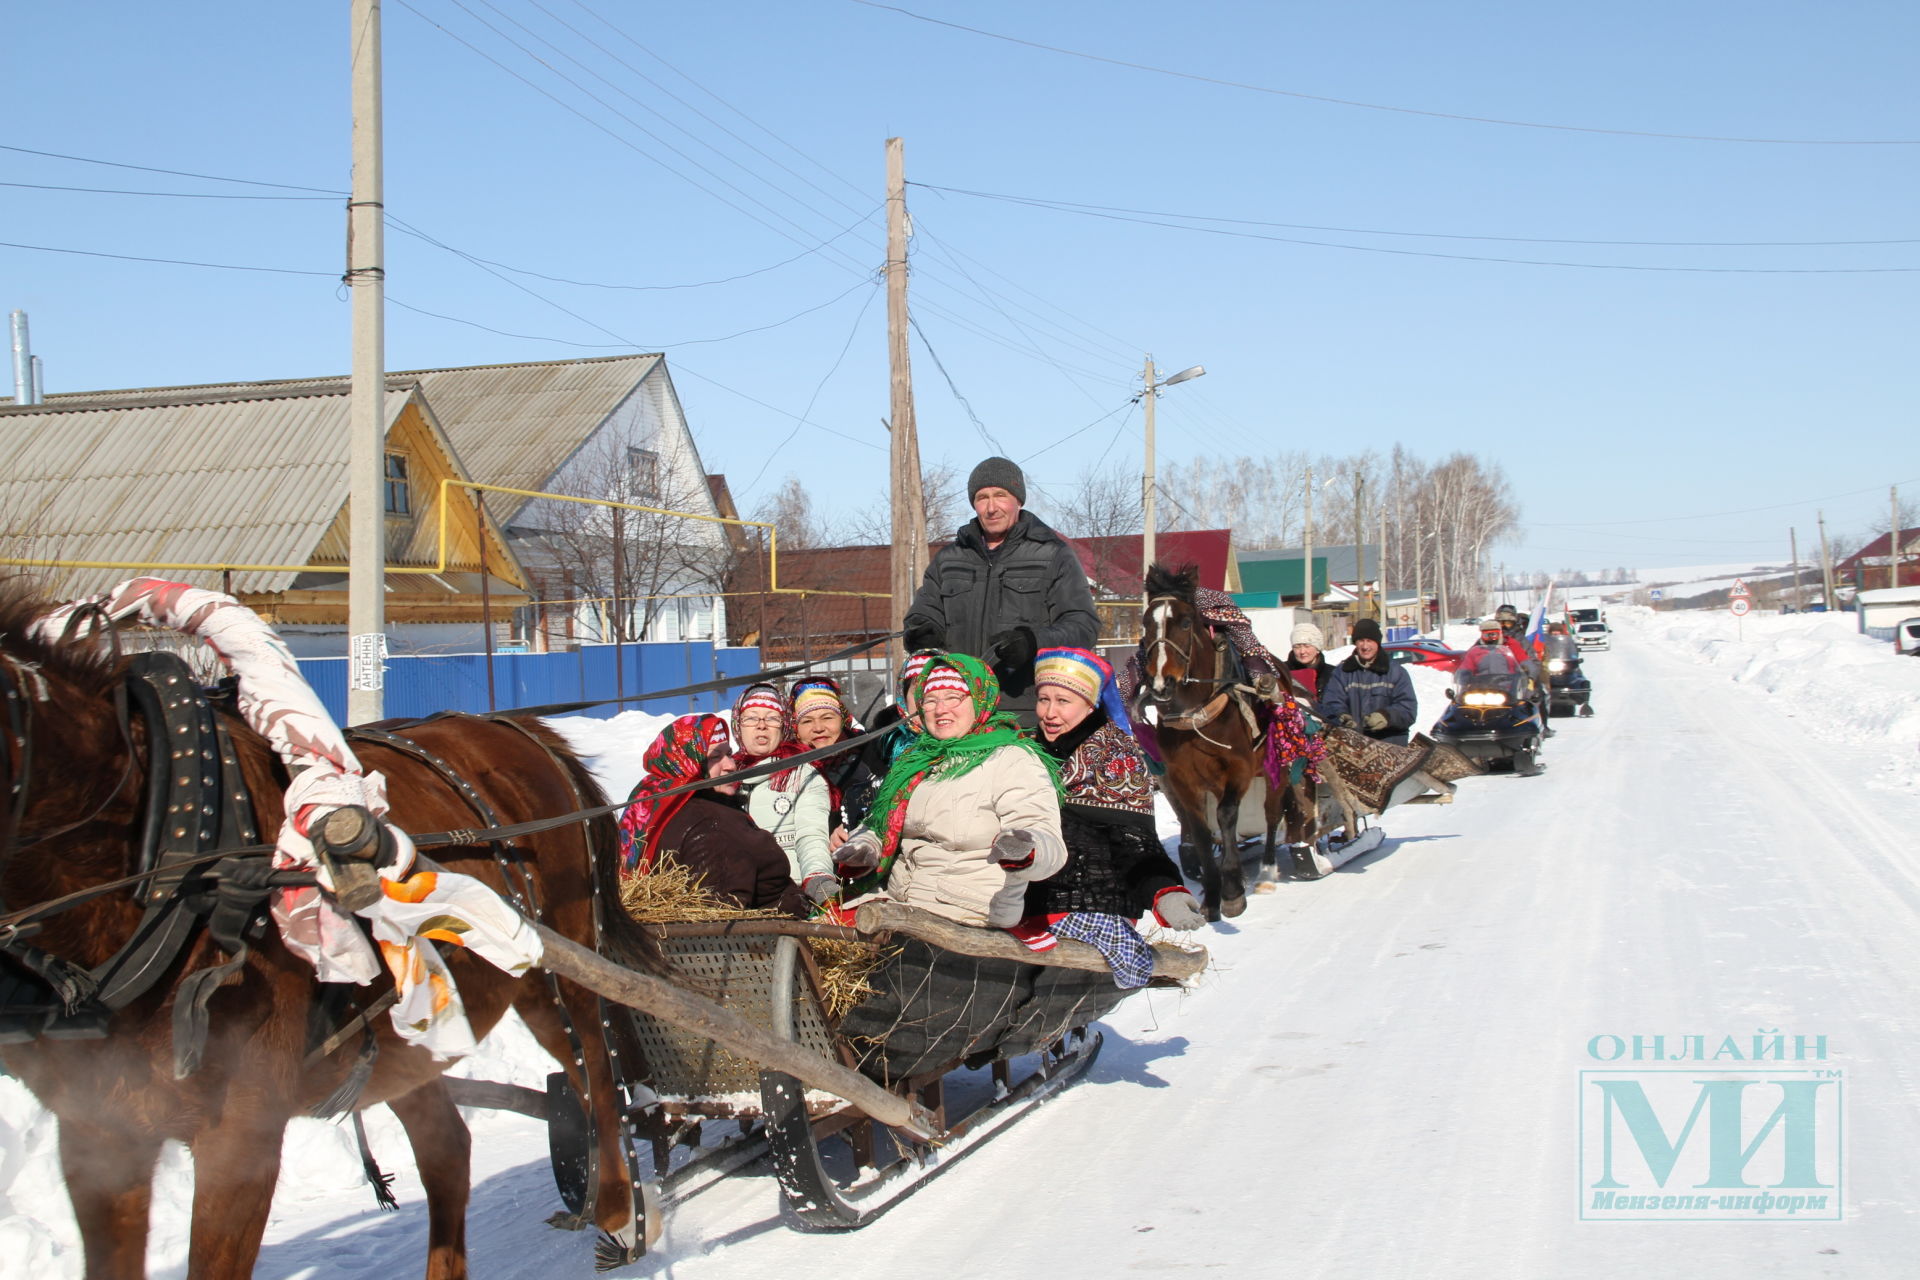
[1429, 643, 1547, 775]
[1543, 633, 1593, 717]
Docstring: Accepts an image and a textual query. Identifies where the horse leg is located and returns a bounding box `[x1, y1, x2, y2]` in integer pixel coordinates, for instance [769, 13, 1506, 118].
[185, 1110, 289, 1280]
[59, 1119, 161, 1280]
[387, 1080, 472, 1280]
[1216, 784, 1248, 918]
[1168, 797, 1221, 921]
[517, 979, 647, 1265]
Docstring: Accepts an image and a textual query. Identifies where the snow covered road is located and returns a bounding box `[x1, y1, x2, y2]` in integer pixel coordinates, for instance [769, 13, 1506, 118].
[6, 619, 1919, 1277]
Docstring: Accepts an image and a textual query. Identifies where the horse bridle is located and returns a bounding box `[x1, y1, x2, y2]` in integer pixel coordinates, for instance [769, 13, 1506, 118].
[1140, 594, 1236, 704]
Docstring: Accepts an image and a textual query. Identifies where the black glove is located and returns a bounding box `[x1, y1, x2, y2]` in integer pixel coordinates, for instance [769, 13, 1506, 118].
[903, 620, 946, 653]
[987, 626, 1037, 674]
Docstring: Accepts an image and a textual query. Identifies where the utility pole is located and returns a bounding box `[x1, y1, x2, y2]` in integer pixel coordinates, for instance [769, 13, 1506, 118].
[1790, 527, 1804, 611]
[1302, 464, 1315, 614]
[1818, 511, 1836, 608]
[346, 0, 386, 725]
[1413, 510, 1425, 635]
[885, 138, 926, 660]
[1438, 526, 1451, 639]
[1378, 505, 1389, 627]
[1893, 485, 1903, 590]
[1142, 355, 1158, 585]
[1354, 474, 1368, 617]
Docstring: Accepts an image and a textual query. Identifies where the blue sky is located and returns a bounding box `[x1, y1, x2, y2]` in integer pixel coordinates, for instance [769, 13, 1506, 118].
[6, 1, 1914, 571]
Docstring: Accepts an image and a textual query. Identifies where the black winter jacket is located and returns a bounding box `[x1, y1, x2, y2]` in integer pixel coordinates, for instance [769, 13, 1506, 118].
[1320, 650, 1417, 744]
[902, 511, 1098, 714]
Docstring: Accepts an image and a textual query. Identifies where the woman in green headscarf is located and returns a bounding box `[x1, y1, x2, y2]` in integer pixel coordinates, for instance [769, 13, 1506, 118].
[835, 654, 1066, 928]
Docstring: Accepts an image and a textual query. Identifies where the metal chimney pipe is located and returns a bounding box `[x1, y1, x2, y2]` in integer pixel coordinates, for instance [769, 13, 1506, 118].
[30, 355, 43, 403]
[9, 310, 32, 405]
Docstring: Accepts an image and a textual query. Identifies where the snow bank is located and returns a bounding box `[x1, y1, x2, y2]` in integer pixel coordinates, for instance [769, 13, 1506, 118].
[1623, 605, 1920, 789]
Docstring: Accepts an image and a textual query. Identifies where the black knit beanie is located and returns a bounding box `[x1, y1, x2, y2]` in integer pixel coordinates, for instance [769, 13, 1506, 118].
[967, 456, 1026, 506]
[1351, 617, 1383, 644]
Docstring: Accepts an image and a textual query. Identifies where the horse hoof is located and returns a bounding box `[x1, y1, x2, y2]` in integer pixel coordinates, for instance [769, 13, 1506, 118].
[1220, 895, 1249, 918]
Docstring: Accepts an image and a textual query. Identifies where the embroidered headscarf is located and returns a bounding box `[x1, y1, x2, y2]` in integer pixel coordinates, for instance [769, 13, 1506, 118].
[618, 713, 730, 872]
[1034, 646, 1132, 736]
[846, 653, 1063, 895]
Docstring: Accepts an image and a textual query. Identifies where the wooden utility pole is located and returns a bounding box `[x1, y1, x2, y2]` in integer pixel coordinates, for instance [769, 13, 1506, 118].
[1790, 527, 1804, 611]
[1818, 511, 1836, 607]
[346, 0, 387, 724]
[1141, 355, 1158, 587]
[885, 138, 926, 658]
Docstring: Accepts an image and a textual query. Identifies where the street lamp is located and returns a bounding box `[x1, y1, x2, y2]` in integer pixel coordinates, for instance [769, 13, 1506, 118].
[1141, 356, 1205, 586]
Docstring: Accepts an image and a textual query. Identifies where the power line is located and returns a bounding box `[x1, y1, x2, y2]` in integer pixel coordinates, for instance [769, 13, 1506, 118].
[0, 142, 344, 193]
[905, 191, 1920, 274]
[848, 0, 1920, 146]
[0, 179, 334, 202]
[915, 183, 1920, 249]
[386, 205, 879, 292]
[738, 281, 883, 497]
[908, 314, 1004, 455]
[1531, 477, 1920, 527]
[0, 238, 333, 277]
[1019, 400, 1133, 464]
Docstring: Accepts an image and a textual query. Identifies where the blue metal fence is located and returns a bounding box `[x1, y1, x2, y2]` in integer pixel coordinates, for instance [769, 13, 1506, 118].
[296, 643, 763, 724]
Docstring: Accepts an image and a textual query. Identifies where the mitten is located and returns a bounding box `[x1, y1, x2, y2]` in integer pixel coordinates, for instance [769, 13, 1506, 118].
[990, 827, 1038, 871]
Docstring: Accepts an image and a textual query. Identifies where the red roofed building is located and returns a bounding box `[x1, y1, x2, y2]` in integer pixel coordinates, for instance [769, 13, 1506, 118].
[1836, 528, 1920, 592]
[725, 542, 939, 662]
[1068, 529, 1239, 643]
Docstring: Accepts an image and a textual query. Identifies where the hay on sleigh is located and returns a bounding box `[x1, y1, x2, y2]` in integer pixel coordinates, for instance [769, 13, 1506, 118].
[618, 859, 891, 1020]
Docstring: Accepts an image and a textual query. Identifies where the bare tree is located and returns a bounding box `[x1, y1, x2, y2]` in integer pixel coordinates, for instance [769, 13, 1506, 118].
[1052, 460, 1143, 540]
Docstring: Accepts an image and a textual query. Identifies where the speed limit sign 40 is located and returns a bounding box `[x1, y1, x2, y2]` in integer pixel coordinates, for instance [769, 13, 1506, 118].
[1730, 597, 1753, 617]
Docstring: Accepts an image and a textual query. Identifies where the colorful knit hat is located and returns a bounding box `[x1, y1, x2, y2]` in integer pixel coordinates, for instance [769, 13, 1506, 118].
[899, 649, 938, 701]
[1034, 646, 1132, 735]
[920, 665, 971, 703]
[617, 713, 730, 872]
[731, 682, 789, 738]
[789, 677, 848, 725]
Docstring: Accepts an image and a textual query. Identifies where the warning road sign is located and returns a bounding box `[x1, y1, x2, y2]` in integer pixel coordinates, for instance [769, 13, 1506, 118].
[1729, 578, 1752, 598]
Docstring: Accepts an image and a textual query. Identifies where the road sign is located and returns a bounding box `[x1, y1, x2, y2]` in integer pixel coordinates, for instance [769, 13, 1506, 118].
[1730, 597, 1753, 617]
[1730, 578, 1752, 598]
[1649, 589, 1664, 601]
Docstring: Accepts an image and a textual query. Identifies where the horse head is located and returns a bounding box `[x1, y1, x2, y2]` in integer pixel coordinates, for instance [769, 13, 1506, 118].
[1139, 562, 1210, 704]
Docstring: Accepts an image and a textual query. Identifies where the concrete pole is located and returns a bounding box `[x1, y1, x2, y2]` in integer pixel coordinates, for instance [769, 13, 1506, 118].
[1790, 527, 1804, 611]
[346, 0, 387, 723]
[1142, 355, 1157, 590]
[1414, 515, 1425, 635]
[1302, 464, 1315, 613]
[1378, 505, 1389, 626]
[885, 138, 926, 659]
[1818, 511, 1836, 607]
[1893, 485, 1902, 590]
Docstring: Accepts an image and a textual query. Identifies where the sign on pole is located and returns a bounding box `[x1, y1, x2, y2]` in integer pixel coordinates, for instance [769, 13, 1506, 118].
[1729, 597, 1752, 618]
[1649, 589, 1664, 601]
[1729, 578, 1752, 598]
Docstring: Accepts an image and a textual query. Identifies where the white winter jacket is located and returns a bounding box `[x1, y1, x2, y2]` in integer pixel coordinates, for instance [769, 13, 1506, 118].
[741, 763, 834, 887]
[885, 744, 1066, 927]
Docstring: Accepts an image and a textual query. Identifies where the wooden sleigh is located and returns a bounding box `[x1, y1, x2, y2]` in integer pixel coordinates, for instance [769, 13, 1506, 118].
[479, 901, 1206, 1231]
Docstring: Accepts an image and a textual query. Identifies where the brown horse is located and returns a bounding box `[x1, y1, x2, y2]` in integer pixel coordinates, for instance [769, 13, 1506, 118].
[1135, 564, 1324, 919]
[0, 582, 648, 1279]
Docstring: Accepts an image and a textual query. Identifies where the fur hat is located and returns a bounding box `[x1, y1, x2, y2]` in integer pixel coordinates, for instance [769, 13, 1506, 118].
[1290, 622, 1325, 650]
[967, 456, 1026, 506]
[1350, 617, 1383, 644]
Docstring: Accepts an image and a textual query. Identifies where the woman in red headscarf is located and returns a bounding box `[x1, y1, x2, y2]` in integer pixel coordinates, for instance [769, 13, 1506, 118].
[618, 713, 808, 916]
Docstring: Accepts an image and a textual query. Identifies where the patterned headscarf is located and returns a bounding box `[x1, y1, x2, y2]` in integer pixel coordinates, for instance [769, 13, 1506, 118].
[618, 713, 730, 872]
[846, 653, 1063, 895]
[1034, 646, 1132, 736]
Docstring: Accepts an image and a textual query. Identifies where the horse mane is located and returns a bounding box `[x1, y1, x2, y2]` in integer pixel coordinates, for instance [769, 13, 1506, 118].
[1143, 562, 1200, 604]
[0, 576, 125, 699]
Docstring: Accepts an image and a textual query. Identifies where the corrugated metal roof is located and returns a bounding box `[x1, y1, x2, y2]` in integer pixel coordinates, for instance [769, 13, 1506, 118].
[22, 354, 665, 523]
[0, 388, 411, 599]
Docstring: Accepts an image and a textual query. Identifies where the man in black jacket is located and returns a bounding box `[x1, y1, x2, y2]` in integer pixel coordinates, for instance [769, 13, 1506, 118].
[1320, 617, 1418, 746]
[902, 456, 1099, 722]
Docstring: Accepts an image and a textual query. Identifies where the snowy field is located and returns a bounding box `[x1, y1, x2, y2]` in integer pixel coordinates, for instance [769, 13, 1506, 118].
[6, 610, 1920, 1277]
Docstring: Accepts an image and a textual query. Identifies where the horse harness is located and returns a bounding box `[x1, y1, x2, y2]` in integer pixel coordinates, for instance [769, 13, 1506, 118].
[1139, 595, 1267, 747]
[0, 651, 290, 1059]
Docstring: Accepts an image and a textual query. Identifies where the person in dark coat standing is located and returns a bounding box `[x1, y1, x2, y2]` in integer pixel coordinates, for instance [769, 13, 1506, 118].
[1320, 618, 1417, 746]
[902, 456, 1099, 723]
